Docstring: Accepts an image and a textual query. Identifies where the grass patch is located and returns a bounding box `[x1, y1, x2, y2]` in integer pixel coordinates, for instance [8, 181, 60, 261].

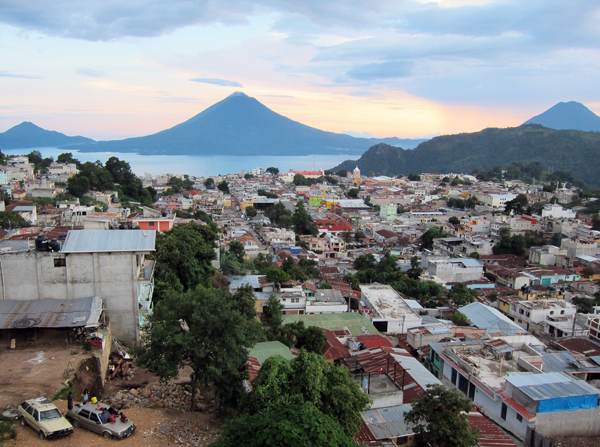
[0, 415, 17, 446]
[53, 386, 78, 401]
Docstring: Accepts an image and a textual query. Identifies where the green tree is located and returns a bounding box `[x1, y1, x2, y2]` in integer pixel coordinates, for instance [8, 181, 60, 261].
[243, 350, 371, 437]
[134, 286, 263, 410]
[262, 294, 284, 335]
[447, 283, 478, 307]
[253, 252, 272, 274]
[421, 226, 446, 250]
[448, 216, 460, 225]
[204, 178, 215, 189]
[266, 167, 279, 175]
[296, 326, 327, 354]
[408, 173, 421, 181]
[153, 222, 218, 295]
[265, 268, 290, 283]
[213, 403, 357, 447]
[0, 211, 32, 229]
[292, 202, 318, 236]
[228, 240, 246, 264]
[450, 312, 471, 326]
[319, 281, 332, 289]
[56, 152, 80, 166]
[230, 284, 259, 321]
[504, 193, 529, 215]
[404, 384, 478, 447]
[66, 174, 91, 197]
[347, 188, 359, 199]
[217, 180, 230, 193]
[244, 173, 254, 180]
[336, 169, 348, 177]
[469, 251, 480, 259]
[245, 206, 257, 218]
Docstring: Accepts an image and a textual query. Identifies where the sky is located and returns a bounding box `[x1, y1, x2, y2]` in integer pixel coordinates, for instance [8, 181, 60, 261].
[1, 0, 599, 141]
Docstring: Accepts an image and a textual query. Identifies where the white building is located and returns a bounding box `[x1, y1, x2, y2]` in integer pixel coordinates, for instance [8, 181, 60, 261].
[479, 193, 517, 208]
[360, 284, 422, 333]
[541, 204, 577, 219]
[427, 258, 484, 283]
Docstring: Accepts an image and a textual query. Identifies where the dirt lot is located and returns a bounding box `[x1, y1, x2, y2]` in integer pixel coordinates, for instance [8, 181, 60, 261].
[0, 334, 223, 446]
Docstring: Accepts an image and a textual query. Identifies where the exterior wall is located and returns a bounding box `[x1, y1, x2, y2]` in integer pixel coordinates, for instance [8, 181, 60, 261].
[535, 407, 600, 437]
[428, 260, 483, 283]
[0, 251, 144, 342]
[136, 220, 174, 233]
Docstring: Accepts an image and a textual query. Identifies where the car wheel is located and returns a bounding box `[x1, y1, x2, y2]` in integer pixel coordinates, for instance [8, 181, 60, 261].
[20, 417, 26, 426]
[103, 431, 112, 440]
[72, 419, 80, 428]
[38, 430, 46, 440]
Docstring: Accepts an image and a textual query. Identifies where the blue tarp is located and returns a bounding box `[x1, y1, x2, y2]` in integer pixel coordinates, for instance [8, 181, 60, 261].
[537, 394, 599, 413]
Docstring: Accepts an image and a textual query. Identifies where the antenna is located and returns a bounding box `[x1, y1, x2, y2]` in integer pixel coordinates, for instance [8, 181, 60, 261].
[313, 156, 316, 172]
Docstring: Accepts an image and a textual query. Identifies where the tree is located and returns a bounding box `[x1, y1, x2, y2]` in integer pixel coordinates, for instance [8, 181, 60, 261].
[244, 173, 254, 180]
[341, 231, 352, 243]
[408, 173, 421, 181]
[230, 284, 259, 321]
[204, 178, 215, 189]
[421, 226, 446, 250]
[266, 167, 279, 175]
[469, 252, 480, 260]
[336, 169, 348, 177]
[407, 256, 423, 280]
[404, 384, 479, 447]
[134, 286, 263, 411]
[319, 282, 332, 289]
[243, 350, 371, 437]
[56, 152, 80, 165]
[217, 180, 230, 193]
[292, 202, 317, 236]
[448, 216, 460, 225]
[450, 312, 471, 326]
[213, 403, 357, 447]
[582, 267, 595, 278]
[0, 211, 32, 229]
[245, 206, 257, 218]
[66, 174, 91, 197]
[228, 240, 246, 264]
[262, 294, 284, 335]
[447, 283, 478, 307]
[296, 326, 327, 354]
[347, 188, 359, 199]
[153, 222, 218, 295]
[265, 268, 290, 283]
[504, 193, 529, 215]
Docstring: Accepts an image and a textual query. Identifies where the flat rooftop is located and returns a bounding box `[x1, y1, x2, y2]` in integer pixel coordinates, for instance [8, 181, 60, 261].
[361, 284, 420, 320]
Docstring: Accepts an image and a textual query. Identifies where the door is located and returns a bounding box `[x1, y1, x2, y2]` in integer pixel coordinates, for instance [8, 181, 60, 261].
[78, 409, 92, 430]
[501, 403, 507, 420]
[89, 412, 103, 434]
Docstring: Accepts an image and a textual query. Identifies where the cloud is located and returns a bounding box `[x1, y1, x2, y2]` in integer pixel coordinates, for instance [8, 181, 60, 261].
[0, 71, 40, 79]
[190, 77, 243, 87]
[342, 130, 374, 138]
[76, 68, 106, 78]
[346, 60, 413, 81]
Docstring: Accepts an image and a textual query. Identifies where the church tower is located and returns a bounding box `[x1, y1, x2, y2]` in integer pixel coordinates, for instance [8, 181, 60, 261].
[353, 166, 361, 186]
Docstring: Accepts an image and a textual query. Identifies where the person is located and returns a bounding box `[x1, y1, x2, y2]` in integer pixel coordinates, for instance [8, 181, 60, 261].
[100, 409, 109, 424]
[67, 392, 74, 410]
[82, 389, 89, 402]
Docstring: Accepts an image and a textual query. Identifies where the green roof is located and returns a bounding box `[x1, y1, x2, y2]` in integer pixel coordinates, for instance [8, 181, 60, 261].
[282, 313, 379, 336]
[248, 341, 295, 365]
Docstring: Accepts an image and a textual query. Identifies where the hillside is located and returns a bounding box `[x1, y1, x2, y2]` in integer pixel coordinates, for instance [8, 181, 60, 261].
[524, 101, 600, 132]
[65, 92, 425, 156]
[333, 125, 600, 187]
[0, 122, 94, 150]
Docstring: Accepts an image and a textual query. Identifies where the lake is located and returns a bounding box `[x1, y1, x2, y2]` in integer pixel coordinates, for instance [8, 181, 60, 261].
[6, 147, 357, 177]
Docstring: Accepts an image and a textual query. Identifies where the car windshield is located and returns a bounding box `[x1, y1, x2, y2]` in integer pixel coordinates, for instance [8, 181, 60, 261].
[40, 409, 62, 421]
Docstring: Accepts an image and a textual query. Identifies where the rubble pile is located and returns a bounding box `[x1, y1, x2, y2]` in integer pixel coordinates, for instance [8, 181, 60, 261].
[155, 420, 219, 446]
[106, 383, 216, 413]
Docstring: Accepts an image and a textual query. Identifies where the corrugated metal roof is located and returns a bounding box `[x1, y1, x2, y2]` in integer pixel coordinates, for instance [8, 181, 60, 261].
[61, 230, 156, 253]
[505, 372, 570, 388]
[458, 302, 526, 336]
[517, 379, 600, 401]
[362, 404, 415, 440]
[0, 297, 104, 329]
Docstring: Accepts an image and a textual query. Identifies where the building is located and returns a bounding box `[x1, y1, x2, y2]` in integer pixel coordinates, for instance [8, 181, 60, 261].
[541, 204, 577, 219]
[479, 193, 517, 208]
[529, 245, 567, 266]
[0, 230, 156, 342]
[353, 166, 361, 185]
[379, 203, 397, 221]
[427, 258, 484, 283]
[360, 284, 422, 334]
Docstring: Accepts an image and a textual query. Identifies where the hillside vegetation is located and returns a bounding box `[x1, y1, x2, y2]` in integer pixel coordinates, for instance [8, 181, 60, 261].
[333, 125, 600, 186]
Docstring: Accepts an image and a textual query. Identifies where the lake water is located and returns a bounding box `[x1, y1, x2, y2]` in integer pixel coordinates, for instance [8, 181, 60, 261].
[7, 147, 357, 177]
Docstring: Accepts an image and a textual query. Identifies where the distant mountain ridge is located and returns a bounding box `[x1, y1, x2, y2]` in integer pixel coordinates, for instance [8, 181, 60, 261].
[0, 122, 94, 150]
[61, 92, 425, 156]
[523, 101, 600, 132]
[332, 124, 600, 187]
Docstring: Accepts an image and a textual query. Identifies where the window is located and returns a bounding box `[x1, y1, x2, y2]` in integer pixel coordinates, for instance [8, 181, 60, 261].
[519, 309, 524, 315]
[54, 258, 66, 267]
[516, 414, 523, 422]
[550, 311, 554, 315]
[26, 406, 35, 416]
[79, 409, 91, 418]
[501, 403, 507, 420]
[526, 312, 530, 317]
[32, 410, 39, 421]
[451, 368, 458, 385]
[560, 310, 565, 315]
[90, 413, 100, 423]
[148, 222, 155, 227]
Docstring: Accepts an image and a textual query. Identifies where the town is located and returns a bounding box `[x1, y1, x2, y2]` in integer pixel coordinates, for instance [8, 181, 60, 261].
[1, 152, 600, 447]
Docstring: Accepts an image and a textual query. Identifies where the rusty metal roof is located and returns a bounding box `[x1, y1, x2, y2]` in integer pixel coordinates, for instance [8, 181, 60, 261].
[0, 297, 104, 329]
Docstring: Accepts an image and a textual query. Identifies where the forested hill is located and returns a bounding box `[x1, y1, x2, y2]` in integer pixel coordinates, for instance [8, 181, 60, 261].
[332, 125, 600, 187]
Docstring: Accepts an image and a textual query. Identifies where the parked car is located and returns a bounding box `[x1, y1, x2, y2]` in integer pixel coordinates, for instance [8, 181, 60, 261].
[17, 397, 74, 440]
[66, 401, 136, 440]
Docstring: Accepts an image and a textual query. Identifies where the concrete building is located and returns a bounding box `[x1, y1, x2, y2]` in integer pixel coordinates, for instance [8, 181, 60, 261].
[0, 230, 156, 342]
[360, 284, 422, 333]
[479, 193, 517, 208]
[541, 204, 577, 219]
[529, 245, 567, 266]
[561, 238, 599, 259]
[379, 203, 397, 221]
[427, 258, 484, 283]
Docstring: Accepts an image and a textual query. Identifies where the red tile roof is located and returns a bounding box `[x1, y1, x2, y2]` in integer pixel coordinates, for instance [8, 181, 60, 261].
[467, 413, 518, 447]
[355, 335, 393, 349]
[322, 329, 350, 360]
